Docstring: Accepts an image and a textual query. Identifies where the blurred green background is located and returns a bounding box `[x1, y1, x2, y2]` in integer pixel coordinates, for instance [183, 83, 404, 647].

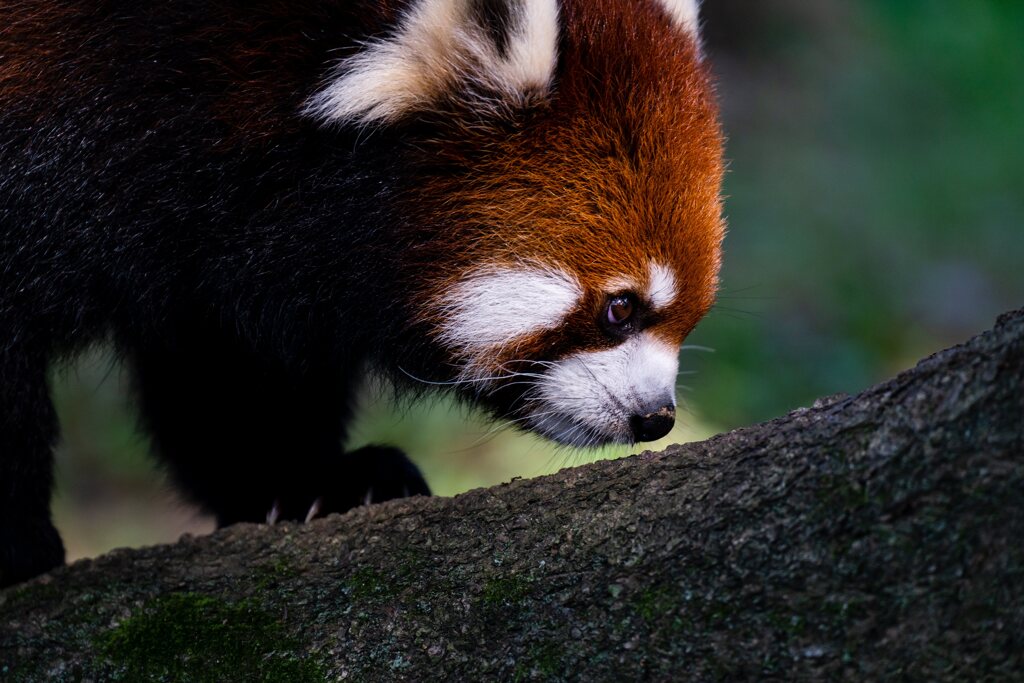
[51, 0, 1024, 561]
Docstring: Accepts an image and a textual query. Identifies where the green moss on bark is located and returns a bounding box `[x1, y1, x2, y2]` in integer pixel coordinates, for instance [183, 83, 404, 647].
[95, 593, 324, 683]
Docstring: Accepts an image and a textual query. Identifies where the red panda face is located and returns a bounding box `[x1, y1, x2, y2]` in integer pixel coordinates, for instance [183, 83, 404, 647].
[308, 0, 723, 445]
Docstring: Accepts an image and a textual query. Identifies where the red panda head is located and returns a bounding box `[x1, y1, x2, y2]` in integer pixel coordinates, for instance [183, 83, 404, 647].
[309, 0, 723, 446]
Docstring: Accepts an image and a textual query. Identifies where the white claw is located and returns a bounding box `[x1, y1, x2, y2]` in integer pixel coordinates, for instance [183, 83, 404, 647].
[266, 500, 282, 525]
[402, 485, 410, 498]
[363, 487, 374, 507]
[304, 497, 324, 524]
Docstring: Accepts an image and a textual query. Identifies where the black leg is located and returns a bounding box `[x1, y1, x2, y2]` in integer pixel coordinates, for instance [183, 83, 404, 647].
[0, 353, 65, 587]
[128, 332, 429, 527]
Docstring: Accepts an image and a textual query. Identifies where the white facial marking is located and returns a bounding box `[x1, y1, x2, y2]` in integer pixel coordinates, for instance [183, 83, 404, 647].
[648, 262, 678, 309]
[438, 264, 581, 376]
[656, 0, 701, 35]
[605, 262, 677, 309]
[529, 332, 679, 446]
[304, 0, 559, 125]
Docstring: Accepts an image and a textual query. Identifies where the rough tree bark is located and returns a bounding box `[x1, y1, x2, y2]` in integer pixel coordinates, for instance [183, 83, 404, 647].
[1, 309, 1022, 682]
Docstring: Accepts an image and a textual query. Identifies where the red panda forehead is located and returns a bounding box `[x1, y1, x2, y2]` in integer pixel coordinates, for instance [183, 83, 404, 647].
[451, 122, 724, 339]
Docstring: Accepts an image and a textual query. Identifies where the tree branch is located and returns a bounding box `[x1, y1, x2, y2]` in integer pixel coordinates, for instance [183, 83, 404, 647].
[2, 309, 1022, 681]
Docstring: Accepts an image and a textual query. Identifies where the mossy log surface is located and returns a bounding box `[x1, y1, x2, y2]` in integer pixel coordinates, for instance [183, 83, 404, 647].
[2, 310, 1022, 682]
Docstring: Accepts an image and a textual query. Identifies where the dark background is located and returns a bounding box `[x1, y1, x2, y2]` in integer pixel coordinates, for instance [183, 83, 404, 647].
[51, 0, 1024, 560]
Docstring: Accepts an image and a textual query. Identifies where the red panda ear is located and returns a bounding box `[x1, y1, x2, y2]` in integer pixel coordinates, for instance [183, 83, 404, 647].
[304, 0, 559, 126]
[655, 0, 702, 39]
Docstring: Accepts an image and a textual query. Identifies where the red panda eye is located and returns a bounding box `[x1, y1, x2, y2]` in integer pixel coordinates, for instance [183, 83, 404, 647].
[606, 296, 635, 325]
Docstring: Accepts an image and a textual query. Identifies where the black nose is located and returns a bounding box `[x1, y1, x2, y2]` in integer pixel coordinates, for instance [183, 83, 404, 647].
[630, 405, 676, 442]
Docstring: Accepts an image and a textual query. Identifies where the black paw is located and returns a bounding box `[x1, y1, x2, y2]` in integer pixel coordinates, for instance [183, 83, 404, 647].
[0, 517, 65, 588]
[265, 446, 431, 524]
[343, 445, 432, 505]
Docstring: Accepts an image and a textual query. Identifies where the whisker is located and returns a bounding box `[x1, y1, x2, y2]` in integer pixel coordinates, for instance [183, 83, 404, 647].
[680, 345, 715, 353]
[398, 366, 546, 387]
[499, 359, 558, 368]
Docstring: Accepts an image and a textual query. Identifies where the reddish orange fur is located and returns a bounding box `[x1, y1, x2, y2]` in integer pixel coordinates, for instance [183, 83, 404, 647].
[0, 4, 86, 114]
[411, 0, 724, 362]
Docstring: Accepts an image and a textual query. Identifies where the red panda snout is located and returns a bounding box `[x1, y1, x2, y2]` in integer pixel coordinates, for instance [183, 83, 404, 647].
[529, 331, 680, 445]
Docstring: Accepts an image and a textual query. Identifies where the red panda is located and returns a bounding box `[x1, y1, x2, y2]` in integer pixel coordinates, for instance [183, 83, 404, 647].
[0, 0, 724, 585]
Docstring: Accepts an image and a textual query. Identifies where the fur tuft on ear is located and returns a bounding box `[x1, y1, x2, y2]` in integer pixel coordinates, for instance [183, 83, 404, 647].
[304, 0, 559, 126]
[655, 0, 701, 36]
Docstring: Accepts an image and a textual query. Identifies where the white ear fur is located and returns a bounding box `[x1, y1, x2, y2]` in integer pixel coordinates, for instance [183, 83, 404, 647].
[656, 0, 701, 36]
[304, 0, 559, 126]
